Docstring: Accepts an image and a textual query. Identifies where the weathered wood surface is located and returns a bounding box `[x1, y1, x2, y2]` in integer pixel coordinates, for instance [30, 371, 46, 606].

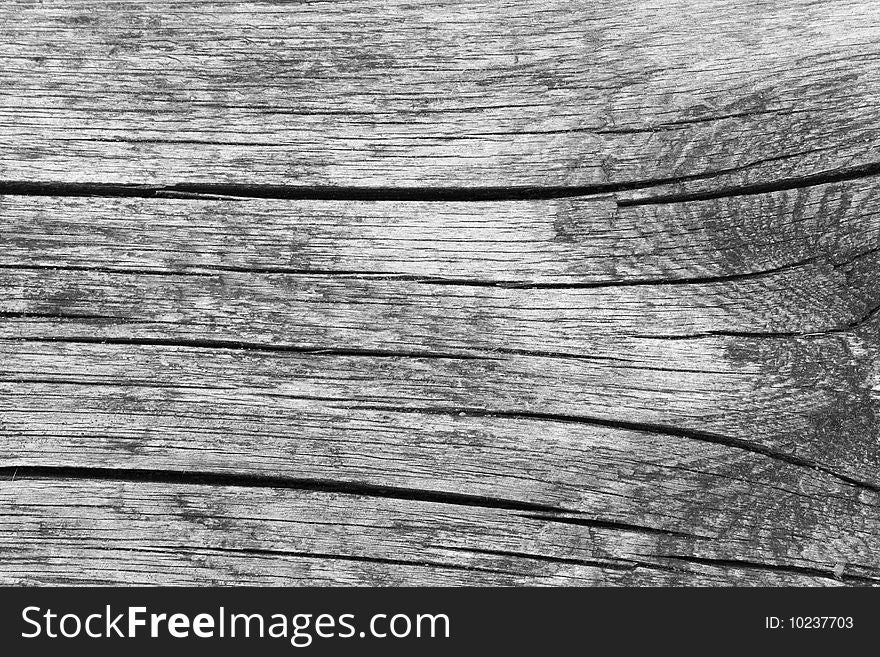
[1, 0, 880, 191]
[3, 478, 877, 586]
[2, 189, 878, 584]
[1, 0, 879, 586]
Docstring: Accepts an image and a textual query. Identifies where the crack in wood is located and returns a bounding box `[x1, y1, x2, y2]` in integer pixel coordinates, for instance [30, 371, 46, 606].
[634, 300, 880, 340]
[3, 0, 880, 587]
[619, 161, 880, 206]
[0, 466, 569, 515]
[0, 257, 820, 289]
[644, 554, 880, 584]
[518, 514, 712, 540]
[5, 336, 492, 360]
[140, 545, 521, 576]
[438, 545, 640, 572]
[3, 159, 878, 204]
[349, 405, 880, 494]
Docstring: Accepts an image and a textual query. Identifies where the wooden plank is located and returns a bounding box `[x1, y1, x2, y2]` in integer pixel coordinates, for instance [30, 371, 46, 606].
[1, 478, 876, 585]
[1, 177, 879, 283]
[1, 188, 878, 585]
[3, 321, 880, 485]
[1, 0, 879, 188]
[1, 184, 877, 349]
[3, 274, 880, 473]
[3, 341, 879, 582]
[2, 1, 879, 588]
[3, 260, 878, 345]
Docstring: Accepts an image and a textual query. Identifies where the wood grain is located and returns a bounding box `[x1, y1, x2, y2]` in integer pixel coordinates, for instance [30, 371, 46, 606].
[1, 184, 878, 584]
[1, 0, 879, 586]
[1, 0, 879, 190]
[1, 478, 876, 585]
[1, 177, 879, 283]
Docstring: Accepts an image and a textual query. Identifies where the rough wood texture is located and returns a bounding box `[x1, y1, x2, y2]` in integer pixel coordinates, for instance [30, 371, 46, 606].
[1, 0, 879, 586]
[1, 0, 880, 190]
[2, 479, 874, 585]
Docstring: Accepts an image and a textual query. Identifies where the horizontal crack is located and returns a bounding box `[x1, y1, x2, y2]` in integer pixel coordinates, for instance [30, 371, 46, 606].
[647, 554, 879, 584]
[353, 406, 880, 494]
[5, 335, 492, 360]
[0, 465, 568, 515]
[2, 336, 651, 364]
[439, 545, 637, 572]
[0, 180, 629, 202]
[0, 258, 817, 290]
[2, 158, 877, 204]
[0, 377, 232, 391]
[520, 513, 711, 539]
[0, 311, 139, 322]
[634, 299, 880, 340]
[619, 161, 880, 206]
[0, 264, 217, 278]
[0, 258, 818, 288]
[143, 544, 520, 577]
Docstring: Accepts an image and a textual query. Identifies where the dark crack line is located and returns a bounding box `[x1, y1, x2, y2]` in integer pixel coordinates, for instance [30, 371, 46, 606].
[0, 258, 819, 289]
[595, 107, 806, 134]
[0, 335, 663, 365]
[395, 257, 817, 289]
[830, 245, 880, 269]
[440, 546, 859, 582]
[646, 554, 879, 584]
[0, 145, 874, 202]
[439, 545, 638, 572]
[0, 377, 233, 391]
[139, 544, 521, 576]
[619, 161, 880, 206]
[846, 299, 880, 332]
[634, 299, 880, 340]
[0, 465, 568, 515]
[0, 264, 217, 278]
[3, 156, 875, 204]
[519, 513, 712, 540]
[4, 335, 493, 360]
[0, 179, 645, 202]
[349, 405, 880, 494]
[0, 311, 145, 323]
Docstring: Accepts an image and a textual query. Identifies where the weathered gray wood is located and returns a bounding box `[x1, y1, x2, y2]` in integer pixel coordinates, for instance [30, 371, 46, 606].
[3, 339, 880, 583]
[3, 258, 878, 345]
[1, 478, 875, 585]
[1, 185, 879, 585]
[1, 0, 879, 189]
[1, 177, 878, 283]
[3, 316, 880, 485]
[2, 0, 879, 587]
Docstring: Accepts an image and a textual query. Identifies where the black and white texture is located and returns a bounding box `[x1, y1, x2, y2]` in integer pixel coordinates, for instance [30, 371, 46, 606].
[0, 0, 878, 585]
